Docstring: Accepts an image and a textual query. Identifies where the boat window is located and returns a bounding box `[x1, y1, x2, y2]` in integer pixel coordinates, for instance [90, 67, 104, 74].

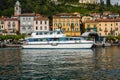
[39, 32, 42, 35]
[28, 38, 34, 42]
[50, 32, 52, 34]
[39, 39, 43, 41]
[36, 32, 39, 35]
[59, 38, 65, 41]
[57, 31, 61, 34]
[44, 32, 48, 35]
[76, 38, 80, 40]
[42, 38, 47, 42]
[66, 38, 69, 41]
[34, 39, 39, 41]
[70, 38, 74, 40]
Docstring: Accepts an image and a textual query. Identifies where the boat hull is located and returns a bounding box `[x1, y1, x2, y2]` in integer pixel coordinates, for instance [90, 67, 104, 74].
[22, 43, 93, 49]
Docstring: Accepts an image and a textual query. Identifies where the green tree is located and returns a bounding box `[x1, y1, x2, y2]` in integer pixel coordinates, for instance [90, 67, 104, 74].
[106, 0, 111, 7]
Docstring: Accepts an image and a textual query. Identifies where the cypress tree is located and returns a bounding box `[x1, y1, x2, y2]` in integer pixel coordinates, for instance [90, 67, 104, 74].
[106, 0, 111, 7]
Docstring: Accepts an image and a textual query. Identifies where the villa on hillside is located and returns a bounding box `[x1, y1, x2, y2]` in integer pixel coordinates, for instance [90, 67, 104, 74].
[79, 0, 97, 4]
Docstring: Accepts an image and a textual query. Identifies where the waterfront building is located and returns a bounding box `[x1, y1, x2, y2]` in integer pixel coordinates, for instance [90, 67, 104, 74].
[52, 13, 81, 37]
[84, 20, 98, 32]
[79, 0, 97, 4]
[84, 18, 120, 37]
[19, 13, 35, 34]
[0, 17, 4, 34]
[96, 19, 120, 36]
[4, 18, 19, 35]
[34, 14, 49, 31]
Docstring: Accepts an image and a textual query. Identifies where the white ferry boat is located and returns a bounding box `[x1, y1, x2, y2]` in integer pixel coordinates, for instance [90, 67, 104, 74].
[22, 29, 94, 49]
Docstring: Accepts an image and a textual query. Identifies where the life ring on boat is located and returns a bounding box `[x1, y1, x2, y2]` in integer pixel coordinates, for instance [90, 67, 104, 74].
[51, 43, 58, 46]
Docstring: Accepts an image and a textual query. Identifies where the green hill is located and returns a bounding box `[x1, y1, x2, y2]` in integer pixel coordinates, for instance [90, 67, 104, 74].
[0, 0, 120, 17]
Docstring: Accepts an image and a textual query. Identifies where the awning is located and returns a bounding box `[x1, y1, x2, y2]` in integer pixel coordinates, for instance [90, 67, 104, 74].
[81, 31, 100, 37]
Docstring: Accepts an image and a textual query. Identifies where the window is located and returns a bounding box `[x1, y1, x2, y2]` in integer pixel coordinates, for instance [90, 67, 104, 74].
[40, 21, 42, 24]
[45, 26, 47, 30]
[23, 18, 25, 21]
[116, 23, 118, 26]
[34, 38, 39, 41]
[45, 21, 47, 24]
[22, 27, 26, 30]
[67, 23, 70, 26]
[99, 24, 101, 26]
[8, 22, 11, 29]
[26, 18, 28, 21]
[68, 28, 69, 31]
[36, 21, 38, 24]
[40, 26, 42, 30]
[36, 26, 38, 30]
[76, 28, 79, 31]
[75, 23, 78, 26]
[111, 24, 112, 26]
[54, 23, 57, 26]
[105, 24, 107, 26]
[29, 18, 31, 21]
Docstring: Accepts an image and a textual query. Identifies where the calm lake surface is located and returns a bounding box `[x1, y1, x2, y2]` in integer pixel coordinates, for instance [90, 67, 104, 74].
[0, 46, 120, 80]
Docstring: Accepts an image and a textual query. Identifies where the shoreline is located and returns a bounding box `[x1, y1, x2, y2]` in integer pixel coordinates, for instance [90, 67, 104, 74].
[0, 43, 120, 48]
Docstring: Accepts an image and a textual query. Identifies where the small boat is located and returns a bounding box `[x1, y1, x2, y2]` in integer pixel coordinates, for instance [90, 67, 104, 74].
[21, 29, 94, 49]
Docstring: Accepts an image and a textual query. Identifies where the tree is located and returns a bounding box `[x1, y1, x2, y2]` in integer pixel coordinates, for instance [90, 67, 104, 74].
[106, 0, 111, 7]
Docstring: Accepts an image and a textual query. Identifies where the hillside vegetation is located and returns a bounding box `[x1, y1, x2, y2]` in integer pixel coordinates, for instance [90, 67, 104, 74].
[0, 0, 120, 18]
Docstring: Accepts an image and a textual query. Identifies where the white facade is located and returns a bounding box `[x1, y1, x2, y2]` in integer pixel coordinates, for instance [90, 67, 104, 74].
[19, 13, 35, 34]
[34, 16, 49, 31]
[79, 0, 97, 4]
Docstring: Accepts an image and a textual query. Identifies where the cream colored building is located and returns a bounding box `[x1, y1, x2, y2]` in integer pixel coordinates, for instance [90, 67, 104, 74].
[79, 0, 97, 4]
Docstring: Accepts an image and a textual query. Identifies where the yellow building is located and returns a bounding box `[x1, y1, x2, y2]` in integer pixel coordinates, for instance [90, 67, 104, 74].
[84, 19, 120, 36]
[84, 20, 98, 32]
[52, 13, 81, 37]
[97, 19, 120, 36]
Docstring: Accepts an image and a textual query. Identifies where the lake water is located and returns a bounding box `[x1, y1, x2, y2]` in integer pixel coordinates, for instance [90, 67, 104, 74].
[0, 46, 120, 80]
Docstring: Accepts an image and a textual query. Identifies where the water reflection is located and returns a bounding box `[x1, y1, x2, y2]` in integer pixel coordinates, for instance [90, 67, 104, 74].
[21, 49, 94, 79]
[0, 47, 119, 80]
[0, 48, 21, 80]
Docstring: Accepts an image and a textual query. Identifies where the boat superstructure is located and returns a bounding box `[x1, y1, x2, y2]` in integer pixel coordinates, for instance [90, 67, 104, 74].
[22, 29, 94, 49]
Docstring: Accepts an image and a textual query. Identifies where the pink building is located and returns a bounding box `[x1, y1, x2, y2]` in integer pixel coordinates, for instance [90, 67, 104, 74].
[4, 18, 19, 34]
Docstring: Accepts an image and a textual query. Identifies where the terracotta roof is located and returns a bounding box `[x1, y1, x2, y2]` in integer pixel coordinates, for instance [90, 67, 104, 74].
[96, 18, 120, 22]
[19, 13, 35, 16]
[4, 18, 18, 21]
[34, 17, 49, 20]
[85, 18, 120, 23]
[53, 13, 80, 18]
[85, 20, 98, 23]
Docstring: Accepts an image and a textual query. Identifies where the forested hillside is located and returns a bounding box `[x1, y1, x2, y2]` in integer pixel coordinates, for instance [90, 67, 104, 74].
[0, 0, 120, 18]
